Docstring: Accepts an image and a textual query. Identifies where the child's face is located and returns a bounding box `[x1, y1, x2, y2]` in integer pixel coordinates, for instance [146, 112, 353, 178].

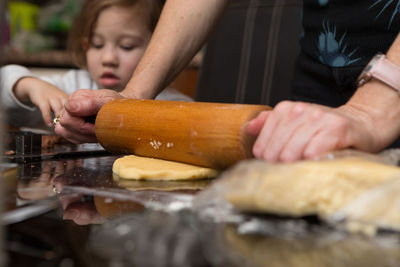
[86, 5, 152, 91]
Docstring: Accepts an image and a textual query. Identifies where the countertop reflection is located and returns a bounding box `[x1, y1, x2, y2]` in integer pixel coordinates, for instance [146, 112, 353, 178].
[2, 154, 214, 267]
[2, 151, 400, 267]
[5, 155, 208, 225]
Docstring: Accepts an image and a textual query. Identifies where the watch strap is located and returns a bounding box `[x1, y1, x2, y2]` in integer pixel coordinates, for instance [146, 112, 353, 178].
[357, 54, 400, 93]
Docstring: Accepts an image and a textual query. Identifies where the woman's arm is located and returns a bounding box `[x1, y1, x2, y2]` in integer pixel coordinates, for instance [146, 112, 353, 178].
[121, 0, 230, 99]
[247, 34, 400, 162]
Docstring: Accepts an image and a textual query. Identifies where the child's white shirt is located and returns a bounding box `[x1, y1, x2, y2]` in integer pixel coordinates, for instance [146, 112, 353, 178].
[0, 64, 192, 132]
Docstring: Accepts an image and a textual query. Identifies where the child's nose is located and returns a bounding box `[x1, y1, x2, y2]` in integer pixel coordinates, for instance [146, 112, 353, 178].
[102, 46, 118, 65]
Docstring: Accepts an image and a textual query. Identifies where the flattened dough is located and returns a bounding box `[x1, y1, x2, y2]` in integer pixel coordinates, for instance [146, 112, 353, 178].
[113, 155, 218, 180]
[223, 157, 400, 218]
[113, 175, 212, 191]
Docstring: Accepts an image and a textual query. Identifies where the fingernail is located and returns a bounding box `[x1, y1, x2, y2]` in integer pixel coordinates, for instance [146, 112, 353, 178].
[247, 119, 256, 126]
[252, 144, 261, 158]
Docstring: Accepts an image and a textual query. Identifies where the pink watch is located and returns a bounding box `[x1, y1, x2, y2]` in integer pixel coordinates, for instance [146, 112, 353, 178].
[357, 53, 400, 93]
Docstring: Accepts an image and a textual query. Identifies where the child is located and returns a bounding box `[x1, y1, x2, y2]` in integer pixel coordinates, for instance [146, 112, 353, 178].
[0, 0, 191, 133]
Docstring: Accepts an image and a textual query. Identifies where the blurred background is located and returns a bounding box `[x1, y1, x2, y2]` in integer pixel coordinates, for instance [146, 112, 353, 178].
[1, 0, 302, 105]
[1, 0, 6, 265]
[1, 0, 200, 99]
[3, 0, 81, 67]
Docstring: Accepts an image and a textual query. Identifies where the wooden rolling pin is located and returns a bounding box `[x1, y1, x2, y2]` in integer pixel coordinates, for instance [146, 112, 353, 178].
[95, 99, 271, 169]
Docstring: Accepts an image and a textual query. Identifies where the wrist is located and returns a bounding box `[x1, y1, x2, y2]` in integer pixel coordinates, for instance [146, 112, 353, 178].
[13, 77, 36, 105]
[348, 80, 400, 149]
[347, 34, 400, 149]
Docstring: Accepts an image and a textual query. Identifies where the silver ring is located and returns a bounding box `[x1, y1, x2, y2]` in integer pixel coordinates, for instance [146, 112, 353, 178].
[52, 185, 60, 195]
[53, 115, 61, 126]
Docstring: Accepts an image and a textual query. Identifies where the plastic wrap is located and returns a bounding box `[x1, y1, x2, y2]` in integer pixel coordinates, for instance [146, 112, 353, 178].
[88, 210, 209, 267]
[200, 223, 400, 267]
[88, 209, 400, 267]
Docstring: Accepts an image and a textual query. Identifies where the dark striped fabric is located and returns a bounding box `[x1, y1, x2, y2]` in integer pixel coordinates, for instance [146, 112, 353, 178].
[196, 0, 303, 106]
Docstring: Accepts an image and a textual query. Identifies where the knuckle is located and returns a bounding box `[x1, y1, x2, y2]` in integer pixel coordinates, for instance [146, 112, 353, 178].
[310, 108, 325, 120]
[290, 102, 308, 114]
[274, 101, 294, 112]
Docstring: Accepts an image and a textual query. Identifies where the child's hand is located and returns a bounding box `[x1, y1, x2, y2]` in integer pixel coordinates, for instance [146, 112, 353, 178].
[13, 77, 68, 126]
[30, 84, 68, 127]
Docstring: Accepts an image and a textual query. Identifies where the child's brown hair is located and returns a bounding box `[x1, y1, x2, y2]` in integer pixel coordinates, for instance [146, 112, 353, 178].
[68, 0, 163, 68]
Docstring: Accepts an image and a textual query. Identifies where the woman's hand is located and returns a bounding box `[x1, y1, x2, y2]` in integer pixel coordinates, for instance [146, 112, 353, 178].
[55, 89, 124, 144]
[247, 100, 383, 162]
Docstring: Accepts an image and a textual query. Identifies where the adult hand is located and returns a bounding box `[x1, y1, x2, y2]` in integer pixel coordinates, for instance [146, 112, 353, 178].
[246, 101, 384, 162]
[54, 89, 124, 144]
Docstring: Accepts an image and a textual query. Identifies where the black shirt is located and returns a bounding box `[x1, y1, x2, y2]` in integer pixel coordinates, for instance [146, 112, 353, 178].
[301, 0, 400, 67]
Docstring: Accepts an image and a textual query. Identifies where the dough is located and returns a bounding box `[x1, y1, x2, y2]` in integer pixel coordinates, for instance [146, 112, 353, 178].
[336, 177, 400, 232]
[223, 157, 400, 218]
[113, 155, 218, 180]
[114, 174, 212, 191]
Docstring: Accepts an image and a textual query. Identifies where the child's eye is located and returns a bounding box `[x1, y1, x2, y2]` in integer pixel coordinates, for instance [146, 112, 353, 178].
[120, 45, 135, 51]
[91, 43, 104, 49]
